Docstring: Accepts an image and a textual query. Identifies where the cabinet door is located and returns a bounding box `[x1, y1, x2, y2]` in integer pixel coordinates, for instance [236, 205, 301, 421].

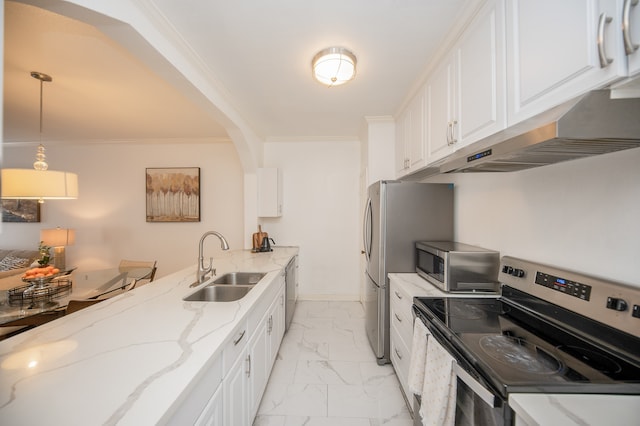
[194, 385, 223, 426]
[455, 0, 507, 148]
[506, 0, 625, 124]
[257, 168, 282, 217]
[426, 57, 456, 163]
[224, 354, 248, 426]
[395, 108, 410, 175]
[248, 317, 269, 420]
[269, 287, 285, 366]
[625, 0, 640, 75]
[408, 91, 426, 171]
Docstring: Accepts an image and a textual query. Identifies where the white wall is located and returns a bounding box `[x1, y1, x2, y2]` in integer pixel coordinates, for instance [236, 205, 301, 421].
[424, 147, 640, 287]
[262, 140, 361, 300]
[0, 141, 244, 278]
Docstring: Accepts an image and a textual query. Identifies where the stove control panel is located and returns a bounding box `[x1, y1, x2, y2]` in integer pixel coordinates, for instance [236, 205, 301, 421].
[499, 256, 640, 338]
[534, 272, 592, 301]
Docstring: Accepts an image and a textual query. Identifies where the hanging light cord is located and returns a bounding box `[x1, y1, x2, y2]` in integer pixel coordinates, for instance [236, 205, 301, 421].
[30, 71, 52, 171]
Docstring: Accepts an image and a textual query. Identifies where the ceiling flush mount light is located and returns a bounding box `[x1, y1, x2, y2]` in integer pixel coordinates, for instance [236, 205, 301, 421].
[1, 72, 78, 203]
[312, 47, 357, 87]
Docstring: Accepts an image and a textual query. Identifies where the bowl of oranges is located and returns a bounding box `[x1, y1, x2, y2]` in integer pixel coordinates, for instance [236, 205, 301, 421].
[21, 265, 63, 284]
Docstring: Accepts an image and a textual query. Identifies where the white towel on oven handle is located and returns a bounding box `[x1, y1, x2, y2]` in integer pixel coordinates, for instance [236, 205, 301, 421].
[408, 317, 429, 395]
[419, 334, 457, 426]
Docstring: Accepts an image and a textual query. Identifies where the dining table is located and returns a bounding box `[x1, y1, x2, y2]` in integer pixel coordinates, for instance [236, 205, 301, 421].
[0, 266, 152, 327]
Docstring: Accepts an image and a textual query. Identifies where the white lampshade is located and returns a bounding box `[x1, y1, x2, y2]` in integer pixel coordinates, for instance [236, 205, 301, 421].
[40, 228, 75, 270]
[312, 47, 357, 86]
[40, 228, 75, 247]
[1, 169, 78, 200]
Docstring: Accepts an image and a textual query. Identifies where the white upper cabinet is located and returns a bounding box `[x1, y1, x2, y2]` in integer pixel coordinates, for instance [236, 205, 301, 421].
[395, 90, 426, 176]
[425, 57, 456, 163]
[506, 0, 627, 124]
[394, 107, 410, 175]
[454, 0, 507, 146]
[257, 168, 282, 217]
[427, 0, 506, 162]
[624, 0, 640, 75]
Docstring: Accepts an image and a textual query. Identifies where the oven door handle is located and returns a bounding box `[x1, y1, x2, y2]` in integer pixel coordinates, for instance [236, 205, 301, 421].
[453, 362, 496, 408]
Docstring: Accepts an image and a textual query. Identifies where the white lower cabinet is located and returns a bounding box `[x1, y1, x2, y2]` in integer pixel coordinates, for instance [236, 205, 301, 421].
[195, 385, 223, 426]
[389, 279, 418, 409]
[224, 348, 249, 426]
[224, 278, 286, 425]
[172, 272, 287, 426]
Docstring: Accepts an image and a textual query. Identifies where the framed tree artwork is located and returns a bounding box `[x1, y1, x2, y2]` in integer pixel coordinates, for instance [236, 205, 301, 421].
[1, 199, 41, 223]
[146, 167, 201, 222]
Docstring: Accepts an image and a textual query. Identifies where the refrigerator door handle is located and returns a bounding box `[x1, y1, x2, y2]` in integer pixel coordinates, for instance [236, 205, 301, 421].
[363, 198, 373, 261]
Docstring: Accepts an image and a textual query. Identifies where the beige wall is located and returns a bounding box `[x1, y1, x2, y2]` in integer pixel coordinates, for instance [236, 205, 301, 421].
[0, 141, 244, 278]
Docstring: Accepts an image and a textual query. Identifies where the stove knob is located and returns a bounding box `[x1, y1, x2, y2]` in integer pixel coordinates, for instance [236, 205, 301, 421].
[514, 268, 525, 278]
[606, 297, 628, 312]
[502, 265, 510, 273]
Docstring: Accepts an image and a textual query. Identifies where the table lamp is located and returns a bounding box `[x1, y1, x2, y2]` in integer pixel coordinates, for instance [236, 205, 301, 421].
[40, 227, 75, 270]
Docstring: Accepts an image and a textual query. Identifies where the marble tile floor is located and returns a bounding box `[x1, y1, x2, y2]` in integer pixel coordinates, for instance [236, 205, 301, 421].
[254, 301, 414, 426]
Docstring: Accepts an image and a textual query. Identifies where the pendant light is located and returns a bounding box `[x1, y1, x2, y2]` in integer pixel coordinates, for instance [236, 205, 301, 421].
[1, 72, 78, 203]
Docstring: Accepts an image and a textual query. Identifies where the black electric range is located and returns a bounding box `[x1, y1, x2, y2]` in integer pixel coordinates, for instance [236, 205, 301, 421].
[412, 256, 640, 424]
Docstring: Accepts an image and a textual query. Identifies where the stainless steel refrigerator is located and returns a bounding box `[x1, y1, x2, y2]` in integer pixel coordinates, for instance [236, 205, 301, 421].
[363, 180, 453, 364]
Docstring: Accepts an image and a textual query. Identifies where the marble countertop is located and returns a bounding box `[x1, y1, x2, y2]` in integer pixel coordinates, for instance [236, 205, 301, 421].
[509, 393, 640, 426]
[388, 273, 499, 298]
[0, 247, 298, 425]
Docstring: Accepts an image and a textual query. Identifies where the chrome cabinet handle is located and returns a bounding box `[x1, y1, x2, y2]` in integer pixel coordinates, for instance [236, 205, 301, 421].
[395, 347, 403, 359]
[446, 121, 458, 146]
[394, 290, 402, 299]
[623, 0, 639, 55]
[233, 330, 246, 345]
[395, 313, 402, 322]
[246, 354, 251, 378]
[597, 13, 613, 68]
[450, 120, 458, 145]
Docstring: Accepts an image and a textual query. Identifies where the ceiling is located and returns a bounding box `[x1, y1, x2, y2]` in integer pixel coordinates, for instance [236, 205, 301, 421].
[3, 0, 472, 144]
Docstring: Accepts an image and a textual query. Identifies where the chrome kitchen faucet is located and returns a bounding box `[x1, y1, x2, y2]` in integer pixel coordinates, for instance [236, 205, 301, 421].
[196, 231, 230, 285]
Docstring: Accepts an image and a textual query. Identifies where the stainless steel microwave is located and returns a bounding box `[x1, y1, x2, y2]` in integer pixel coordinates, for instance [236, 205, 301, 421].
[415, 241, 500, 293]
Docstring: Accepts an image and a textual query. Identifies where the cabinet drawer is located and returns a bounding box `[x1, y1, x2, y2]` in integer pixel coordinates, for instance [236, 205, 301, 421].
[223, 319, 248, 370]
[391, 284, 414, 315]
[391, 305, 413, 351]
[390, 328, 413, 402]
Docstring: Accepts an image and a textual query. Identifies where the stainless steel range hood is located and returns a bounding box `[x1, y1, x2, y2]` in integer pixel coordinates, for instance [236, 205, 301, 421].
[440, 90, 640, 174]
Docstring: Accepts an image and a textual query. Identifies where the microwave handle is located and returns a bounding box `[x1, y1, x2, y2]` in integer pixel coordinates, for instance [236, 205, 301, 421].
[453, 362, 496, 407]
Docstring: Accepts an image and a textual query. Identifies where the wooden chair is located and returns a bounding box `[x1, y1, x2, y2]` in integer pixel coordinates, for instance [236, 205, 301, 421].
[65, 299, 103, 315]
[118, 259, 157, 290]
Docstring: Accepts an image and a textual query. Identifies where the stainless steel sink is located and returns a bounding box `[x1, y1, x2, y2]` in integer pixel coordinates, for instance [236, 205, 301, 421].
[212, 272, 266, 285]
[183, 285, 254, 302]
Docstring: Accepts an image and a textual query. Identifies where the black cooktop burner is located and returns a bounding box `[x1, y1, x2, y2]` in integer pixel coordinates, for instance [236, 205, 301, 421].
[557, 346, 622, 375]
[480, 335, 563, 375]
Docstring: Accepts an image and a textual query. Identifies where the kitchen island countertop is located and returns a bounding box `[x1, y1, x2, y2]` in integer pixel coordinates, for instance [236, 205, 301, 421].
[0, 247, 298, 425]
